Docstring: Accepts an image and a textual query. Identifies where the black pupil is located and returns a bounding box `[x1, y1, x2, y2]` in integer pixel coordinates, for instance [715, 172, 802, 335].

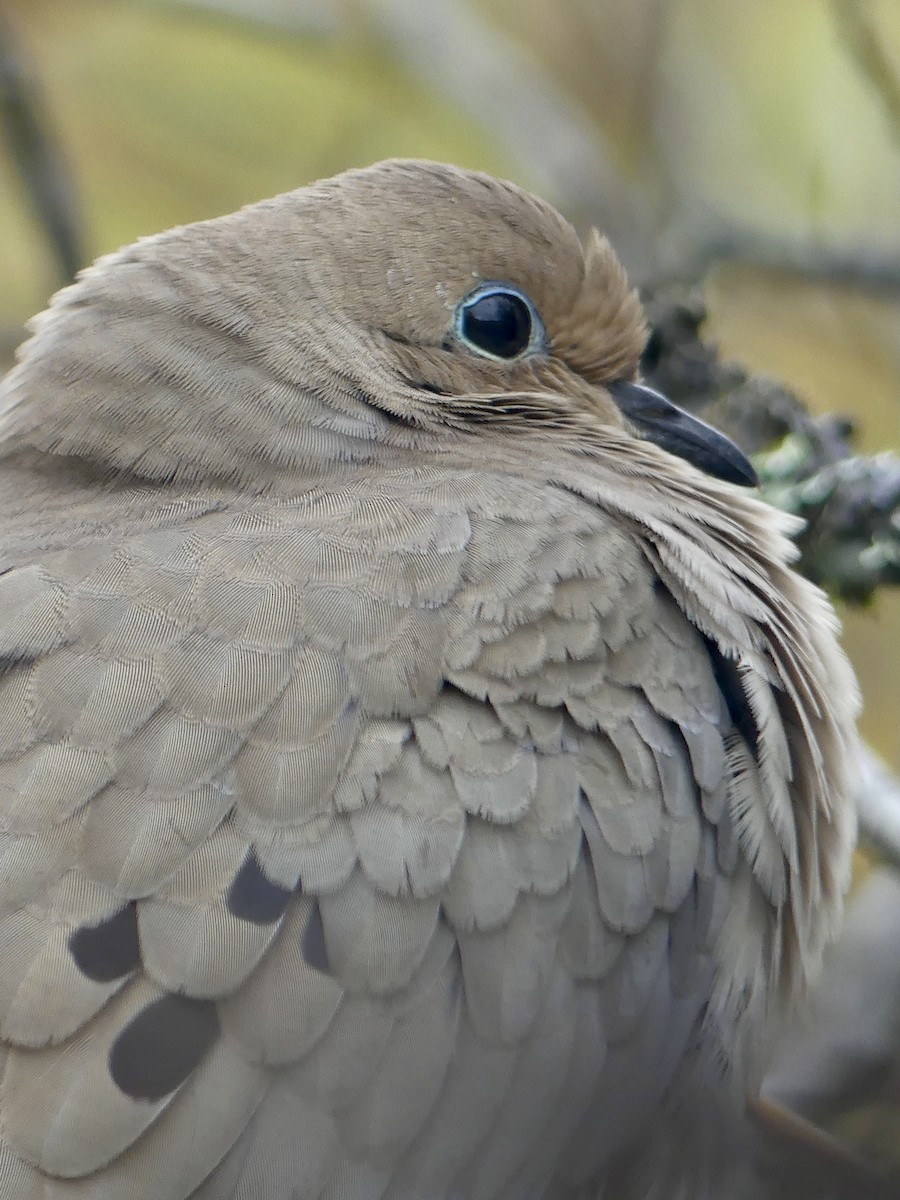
[461, 292, 532, 359]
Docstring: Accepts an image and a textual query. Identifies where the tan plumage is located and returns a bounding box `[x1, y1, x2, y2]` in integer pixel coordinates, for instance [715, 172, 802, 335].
[0, 159, 858, 1199]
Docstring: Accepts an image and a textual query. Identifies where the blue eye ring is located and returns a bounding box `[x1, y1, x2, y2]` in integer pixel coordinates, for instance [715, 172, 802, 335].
[454, 282, 546, 362]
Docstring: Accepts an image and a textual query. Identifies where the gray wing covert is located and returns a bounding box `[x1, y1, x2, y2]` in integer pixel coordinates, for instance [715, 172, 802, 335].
[443, 492, 741, 1196]
[0, 481, 470, 1199]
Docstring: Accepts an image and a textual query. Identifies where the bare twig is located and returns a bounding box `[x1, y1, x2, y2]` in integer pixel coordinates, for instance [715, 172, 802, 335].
[749, 1095, 894, 1199]
[661, 218, 900, 295]
[0, 9, 83, 282]
[856, 747, 900, 867]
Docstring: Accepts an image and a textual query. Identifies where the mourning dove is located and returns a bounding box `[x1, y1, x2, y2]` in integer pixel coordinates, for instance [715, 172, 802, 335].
[0, 160, 859, 1200]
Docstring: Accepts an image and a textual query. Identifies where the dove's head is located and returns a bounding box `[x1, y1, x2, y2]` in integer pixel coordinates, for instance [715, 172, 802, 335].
[0, 159, 755, 492]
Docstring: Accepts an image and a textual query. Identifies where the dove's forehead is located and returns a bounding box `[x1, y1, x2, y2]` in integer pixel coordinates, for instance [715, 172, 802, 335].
[250, 159, 592, 325]
[306, 160, 581, 263]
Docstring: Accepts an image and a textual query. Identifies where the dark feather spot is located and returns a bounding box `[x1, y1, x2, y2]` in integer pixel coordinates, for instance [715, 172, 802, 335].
[69, 904, 140, 982]
[301, 902, 330, 975]
[226, 849, 292, 925]
[109, 994, 219, 1101]
[702, 635, 759, 756]
[0, 653, 33, 674]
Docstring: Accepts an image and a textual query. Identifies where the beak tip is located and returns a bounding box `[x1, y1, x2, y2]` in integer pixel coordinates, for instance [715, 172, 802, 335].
[610, 380, 759, 490]
[723, 456, 759, 490]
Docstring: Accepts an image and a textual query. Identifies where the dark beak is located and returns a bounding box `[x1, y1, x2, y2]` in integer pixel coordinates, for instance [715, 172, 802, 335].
[609, 381, 758, 488]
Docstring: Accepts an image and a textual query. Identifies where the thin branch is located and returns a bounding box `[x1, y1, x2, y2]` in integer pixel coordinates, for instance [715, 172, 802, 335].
[657, 207, 900, 296]
[857, 746, 900, 868]
[749, 1095, 894, 1199]
[0, 9, 83, 282]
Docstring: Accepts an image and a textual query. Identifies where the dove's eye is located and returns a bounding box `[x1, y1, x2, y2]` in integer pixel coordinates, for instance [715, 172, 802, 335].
[455, 284, 544, 361]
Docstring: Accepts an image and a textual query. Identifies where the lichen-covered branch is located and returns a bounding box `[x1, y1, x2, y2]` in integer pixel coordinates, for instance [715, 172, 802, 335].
[641, 283, 900, 605]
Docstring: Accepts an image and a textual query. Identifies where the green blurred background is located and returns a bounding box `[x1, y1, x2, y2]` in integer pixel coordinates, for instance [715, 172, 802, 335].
[1, 0, 898, 772]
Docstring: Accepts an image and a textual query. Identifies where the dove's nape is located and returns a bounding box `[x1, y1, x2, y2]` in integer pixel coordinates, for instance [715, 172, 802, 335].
[0, 159, 858, 1200]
